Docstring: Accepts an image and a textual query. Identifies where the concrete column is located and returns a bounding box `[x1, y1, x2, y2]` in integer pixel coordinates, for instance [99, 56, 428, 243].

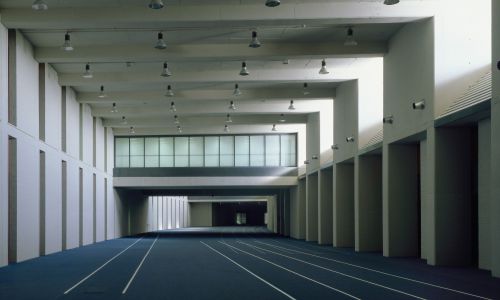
[298, 178, 306, 239]
[333, 163, 354, 247]
[318, 167, 333, 245]
[306, 172, 319, 242]
[492, 0, 500, 278]
[355, 155, 382, 252]
[478, 119, 491, 270]
[383, 143, 420, 257]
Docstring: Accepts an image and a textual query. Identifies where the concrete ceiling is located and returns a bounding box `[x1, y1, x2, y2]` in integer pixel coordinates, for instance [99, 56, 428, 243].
[0, 0, 436, 134]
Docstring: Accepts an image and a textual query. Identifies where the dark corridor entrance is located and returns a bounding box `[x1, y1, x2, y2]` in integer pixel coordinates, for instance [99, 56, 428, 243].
[212, 202, 267, 226]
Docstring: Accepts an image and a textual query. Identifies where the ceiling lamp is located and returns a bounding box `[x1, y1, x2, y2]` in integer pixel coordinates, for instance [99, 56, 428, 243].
[170, 101, 176, 112]
[226, 114, 233, 123]
[288, 100, 295, 110]
[249, 31, 261, 48]
[98, 85, 107, 98]
[176, 125, 182, 133]
[130, 126, 135, 134]
[239, 62, 249, 76]
[32, 0, 48, 11]
[224, 124, 230, 133]
[319, 59, 329, 75]
[265, 0, 280, 7]
[279, 114, 286, 123]
[161, 62, 172, 77]
[233, 84, 242, 96]
[149, 0, 164, 9]
[344, 27, 358, 46]
[82, 63, 93, 79]
[383, 0, 399, 5]
[272, 124, 277, 132]
[174, 115, 180, 124]
[121, 116, 127, 125]
[229, 100, 237, 110]
[61, 32, 74, 51]
[302, 83, 310, 95]
[166, 85, 174, 97]
[155, 32, 167, 49]
[110, 103, 118, 113]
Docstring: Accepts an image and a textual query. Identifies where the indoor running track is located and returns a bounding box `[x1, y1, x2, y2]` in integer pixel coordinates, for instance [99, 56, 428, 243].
[0, 233, 499, 300]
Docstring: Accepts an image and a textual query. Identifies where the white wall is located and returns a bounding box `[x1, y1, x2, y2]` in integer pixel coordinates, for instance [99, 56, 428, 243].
[189, 202, 212, 227]
[0, 22, 9, 267]
[147, 196, 189, 231]
[334, 80, 358, 162]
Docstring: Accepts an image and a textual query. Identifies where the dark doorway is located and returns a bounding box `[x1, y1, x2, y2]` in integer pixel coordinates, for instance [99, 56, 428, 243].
[212, 202, 267, 226]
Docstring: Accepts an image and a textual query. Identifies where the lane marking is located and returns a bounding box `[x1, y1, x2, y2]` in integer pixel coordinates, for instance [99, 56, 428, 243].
[201, 241, 296, 300]
[122, 235, 159, 294]
[239, 241, 425, 300]
[239, 239, 266, 254]
[64, 237, 144, 295]
[219, 241, 360, 300]
[254, 240, 492, 300]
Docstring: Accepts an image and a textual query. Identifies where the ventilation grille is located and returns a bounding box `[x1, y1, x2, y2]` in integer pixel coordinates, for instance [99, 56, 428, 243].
[361, 128, 383, 150]
[439, 71, 492, 118]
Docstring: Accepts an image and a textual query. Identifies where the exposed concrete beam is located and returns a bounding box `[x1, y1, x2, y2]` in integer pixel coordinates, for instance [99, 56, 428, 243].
[36, 42, 386, 64]
[78, 88, 335, 104]
[0, 2, 435, 29]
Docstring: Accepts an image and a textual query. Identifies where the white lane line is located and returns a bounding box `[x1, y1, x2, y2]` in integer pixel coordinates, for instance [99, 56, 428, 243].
[122, 235, 159, 294]
[219, 241, 360, 300]
[254, 240, 492, 300]
[239, 239, 266, 255]
[64, 237, 144, 295]
[201, 242, 296, 300]
[239, 241, 425, 300]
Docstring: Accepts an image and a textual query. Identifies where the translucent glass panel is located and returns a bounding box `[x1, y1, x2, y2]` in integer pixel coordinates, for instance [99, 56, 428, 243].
[189, 137, 204, 167]
[220, 136, 234, 166]
[115, 138, 130, 167]
[145, 137, 159, 167]
[204, 136, 219, 167]
[130, 138, 144, 167]
[265, 135, 280, 167]
[235, 136, 249, 166]
[159, 137, 174, 167]
[175, 137, 189, 167]
[250, 135, 265, 166]
[281, 134, 296, 167]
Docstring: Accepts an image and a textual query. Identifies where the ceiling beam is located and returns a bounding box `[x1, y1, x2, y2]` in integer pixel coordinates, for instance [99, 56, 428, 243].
[0, 2, 435, 29]
[36, 42, 386, 64]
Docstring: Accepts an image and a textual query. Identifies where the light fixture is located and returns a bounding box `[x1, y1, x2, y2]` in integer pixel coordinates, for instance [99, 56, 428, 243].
[170, 101, 176, 112]
[233, 84, 242, 96]
[272, 124, 277, 132]
[346, 136, 355, 142]
[130, 126, 135, 134]
[265, 0, 280, 7]
[344, 27, 358, 47]
[176, 125, 182, 133]
[111, 103, 118, 113]
[149, 0, 164, 9]
[229, 100, 236, 110]
[121, 116, 127, 125]
[319, 59, 329, 74]
[282, 59, 290, 64]
[174, 115, 180, 124]
[302, 83, 310, 95]
[82, 63, 93, 79]
[61, 32, 74, 51]
[312, 155, 319, 160]
[383, 115, 394, 124]
[331, 144, 339, 150]
[249, 31, 261, 48]
[383, 0, 399, 5]
[412, 100, 425, 110]
[155, 32, 167, 50]
[166, 85, 174, 97]
[224, 124, 230, 133]
[304, 160, 310, 165]
[98, 85, 107, 98]
[288, 100, 295, 110]
[32, 0, 48, 10]
[226, 114, 233, 123]
[239, 62, 249, 76]
[161, 62, 172, 77]
[279, 114, 286, 123]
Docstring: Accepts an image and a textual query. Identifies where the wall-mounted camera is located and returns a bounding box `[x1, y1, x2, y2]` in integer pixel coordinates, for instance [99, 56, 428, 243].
[412, 100, 425, 110]
[311, 155, 319, 160]
[346, 136, 355, 142]
[383, 115, 394, 124]
[304, 160, 310, 165]
[331, 144, 339, 150]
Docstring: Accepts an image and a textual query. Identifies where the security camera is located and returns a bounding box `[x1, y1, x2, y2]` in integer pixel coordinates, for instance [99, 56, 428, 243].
[412, 100, 425, 110]
[331, 144, 339, 150]
[346, 136, 355, 142]
[304, 160, 310, 165]
[265, 0, 280, 7]
[383, 115, 394, 124]
[311, 155, 319, 160]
